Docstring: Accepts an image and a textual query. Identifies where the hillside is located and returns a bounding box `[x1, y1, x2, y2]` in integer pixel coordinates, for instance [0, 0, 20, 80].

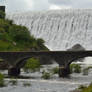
[0, 10, 48, 51]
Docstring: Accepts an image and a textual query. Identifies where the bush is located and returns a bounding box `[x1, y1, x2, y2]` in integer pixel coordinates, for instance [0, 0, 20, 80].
[0, 73, 5, 87]
[9, 25, 30, 43]
[0, 10, 5, 19]
[0, 40, 13, 51]
[70, 64, 81, 73]
[9, 78, 18, 86]
[0, 11, 48, 52]
[0, 19, 10, 32]
[78, 85, 87, 90]
[0, 58, 3, 62]
[83, 68, 89, 75]
[41, 71, 51, 79]
[51, 67, 59, 74]
[82, 66, 92, 75]
[79, 83, 92, 92]
[23, 82, 31, 87]
[23, 58, 41, 72]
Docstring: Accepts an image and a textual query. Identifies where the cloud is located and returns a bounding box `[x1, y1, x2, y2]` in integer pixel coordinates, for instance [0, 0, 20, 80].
[6, 0, 32, 12]
[49, 0, 71, 6]
[6, 0, 50, 12]
[49, 4, 71, 10]
[49, 0, 92, 9]
[71, 0, 92, 8]
[4, 0, 92, 12]
[30, 0, 50, 11]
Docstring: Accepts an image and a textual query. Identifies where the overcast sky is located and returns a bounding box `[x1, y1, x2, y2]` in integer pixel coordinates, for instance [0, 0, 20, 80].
[1, 0, 92, 12]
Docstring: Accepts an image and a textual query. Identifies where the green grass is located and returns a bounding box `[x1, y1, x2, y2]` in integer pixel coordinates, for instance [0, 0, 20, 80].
[78, 83, 92, 92]
[0, 73, 6, 87]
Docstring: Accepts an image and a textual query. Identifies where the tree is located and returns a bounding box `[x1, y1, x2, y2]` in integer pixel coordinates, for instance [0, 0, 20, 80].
[9, 24, 31, 43]
[0, 10, 5, 19]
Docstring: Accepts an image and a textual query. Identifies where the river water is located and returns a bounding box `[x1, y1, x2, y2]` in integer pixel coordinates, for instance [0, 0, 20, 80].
[0, 57, 92, 92]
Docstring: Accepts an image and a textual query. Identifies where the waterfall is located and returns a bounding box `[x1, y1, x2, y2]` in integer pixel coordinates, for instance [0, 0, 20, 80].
[6, 9, 92, 51]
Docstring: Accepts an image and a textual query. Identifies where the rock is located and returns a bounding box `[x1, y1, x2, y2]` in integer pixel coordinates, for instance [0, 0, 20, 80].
[67, 44, 85, 62]
[67, 44, 85, 51]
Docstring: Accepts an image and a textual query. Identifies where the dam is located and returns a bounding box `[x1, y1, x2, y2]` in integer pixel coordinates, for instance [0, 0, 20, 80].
[7, 9, 92, 51]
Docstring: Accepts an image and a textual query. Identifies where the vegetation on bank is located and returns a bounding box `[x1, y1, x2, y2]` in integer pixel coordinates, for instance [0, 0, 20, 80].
[72, 83, 92, 92]
[23, 57, 41, 72]
[70, 64, 81, 73]
[0, 73, 5, 87]
[80, 83, 92, 92]
[0, 10, 48, 51]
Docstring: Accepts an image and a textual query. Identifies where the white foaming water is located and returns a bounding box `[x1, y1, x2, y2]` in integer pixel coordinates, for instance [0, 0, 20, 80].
[6, 9, 92, 51]
[84, 57, 92, 65]
[6, 9, 92, 64]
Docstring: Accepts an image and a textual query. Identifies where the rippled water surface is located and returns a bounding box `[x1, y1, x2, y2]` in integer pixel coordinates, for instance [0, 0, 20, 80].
[0, 62, 92, 92]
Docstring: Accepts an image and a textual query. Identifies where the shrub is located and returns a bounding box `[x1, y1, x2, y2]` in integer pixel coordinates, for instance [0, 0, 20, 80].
[0, 19, 10, 32]
[0, 40, 13, 51]
[9, 78, 18, 86]
[9, 25, 31, 43]
[23, 82, 31, 87]
[0, 73, 5, 87]
[83, 68, 89, 75]
[41, 71, 51, 79]
[0, 58, 3, 62]
[78, 85, 87, 90]
[0, 10, 5, 19]
[70, 64, 81, 73]
[0, 11, 48, 52]
[82, 66, 92, 75]
[80, 83, 92, 92]
[23, 58, 41, 72]
[51, 67, 59, 74]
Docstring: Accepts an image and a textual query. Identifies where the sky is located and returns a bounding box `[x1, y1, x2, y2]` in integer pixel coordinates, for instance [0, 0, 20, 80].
[1, 0, 92, 12]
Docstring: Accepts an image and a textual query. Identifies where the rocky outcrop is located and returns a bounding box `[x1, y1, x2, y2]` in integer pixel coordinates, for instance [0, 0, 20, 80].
[67, 44, 85, 51]
[67, 44, 85, 62]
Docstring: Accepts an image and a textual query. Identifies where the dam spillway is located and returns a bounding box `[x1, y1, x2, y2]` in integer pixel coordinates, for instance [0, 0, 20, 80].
[6, 9, 92, 50]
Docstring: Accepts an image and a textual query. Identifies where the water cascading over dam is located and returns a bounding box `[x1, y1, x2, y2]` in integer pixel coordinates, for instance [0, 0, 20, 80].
[6, 9, 92, 50]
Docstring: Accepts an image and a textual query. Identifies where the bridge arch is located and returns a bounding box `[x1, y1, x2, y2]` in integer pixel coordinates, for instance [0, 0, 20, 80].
[15, 55, 54, 69]
[66, 54, 92, 68]
[58, 54, 92, 77]
[15, 56, 35, 68]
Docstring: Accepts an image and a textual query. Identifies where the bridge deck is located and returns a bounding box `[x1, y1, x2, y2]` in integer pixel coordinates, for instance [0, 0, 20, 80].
[0, 50, 92, 67]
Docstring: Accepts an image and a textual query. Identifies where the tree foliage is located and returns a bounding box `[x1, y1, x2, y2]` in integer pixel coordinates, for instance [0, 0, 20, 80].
[0, 10, 5, 19]
[0, 11, 48, 51]
[23, 58, 41, 72]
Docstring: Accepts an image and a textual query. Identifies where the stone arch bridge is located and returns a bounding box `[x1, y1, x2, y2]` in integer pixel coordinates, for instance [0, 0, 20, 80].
[0, 51, 92, 77]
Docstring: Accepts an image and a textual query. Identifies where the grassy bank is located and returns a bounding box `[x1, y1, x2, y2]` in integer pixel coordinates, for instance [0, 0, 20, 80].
[0, 10, 48, 51]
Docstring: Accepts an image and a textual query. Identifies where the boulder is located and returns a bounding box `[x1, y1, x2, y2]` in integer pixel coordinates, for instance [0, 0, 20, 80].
[67, 44, 85, 62]
[67, 44, 85, 51]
